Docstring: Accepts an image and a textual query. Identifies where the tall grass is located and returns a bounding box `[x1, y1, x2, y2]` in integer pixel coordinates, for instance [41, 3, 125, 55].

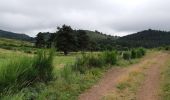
[72, 53, 105, 73]
[122, 48, 146, 60]
[0, 49, 54, 95]
[103, 51, 117, 65]
[123, 51, 131, 60]
[72, 51, 118, 73]
[0, 56, 34, 90]
[0, 48, 146, 99]
[33, 49, 54, 82]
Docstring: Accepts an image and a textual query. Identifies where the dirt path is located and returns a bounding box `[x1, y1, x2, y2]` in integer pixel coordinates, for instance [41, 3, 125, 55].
[79, 52, 167, 100]
[136, 53, 169, 100]
[79, 67, 126, 100]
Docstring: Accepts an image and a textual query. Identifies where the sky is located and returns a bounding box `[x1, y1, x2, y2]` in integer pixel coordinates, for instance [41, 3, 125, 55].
[0, 0, 170, 37]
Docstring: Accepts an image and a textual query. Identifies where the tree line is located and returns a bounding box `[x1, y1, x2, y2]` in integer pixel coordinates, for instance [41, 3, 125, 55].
[117, 29, 170, 48]
[35, 25, 117, 55]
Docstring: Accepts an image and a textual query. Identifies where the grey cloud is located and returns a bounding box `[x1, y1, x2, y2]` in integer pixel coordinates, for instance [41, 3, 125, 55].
[0, 0, 170, 36]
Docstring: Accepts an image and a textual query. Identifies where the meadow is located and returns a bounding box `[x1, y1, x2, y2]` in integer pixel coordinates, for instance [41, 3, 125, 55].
[0, 46, 147, 100]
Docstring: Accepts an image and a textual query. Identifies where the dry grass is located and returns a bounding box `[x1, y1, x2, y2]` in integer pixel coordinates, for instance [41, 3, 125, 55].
[102, 52, 160, 100]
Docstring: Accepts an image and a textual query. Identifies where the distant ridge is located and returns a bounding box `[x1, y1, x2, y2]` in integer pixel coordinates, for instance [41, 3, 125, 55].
[0, 30, 34, 42]
[117, 29, 170, 48]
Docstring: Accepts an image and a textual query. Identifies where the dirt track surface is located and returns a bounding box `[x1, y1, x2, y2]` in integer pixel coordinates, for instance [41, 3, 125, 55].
[79, 52, 169, 100]
[136, 53, 169, 100]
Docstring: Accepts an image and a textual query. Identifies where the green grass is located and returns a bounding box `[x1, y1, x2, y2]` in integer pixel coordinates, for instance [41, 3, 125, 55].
[0, 38, 36, 54]
[0, 49, 54, 99]
[161, 59, 170, 100]
[53, 55, 76, 67]
[0, 38, 33, 47]
[0, 48, 146, 99]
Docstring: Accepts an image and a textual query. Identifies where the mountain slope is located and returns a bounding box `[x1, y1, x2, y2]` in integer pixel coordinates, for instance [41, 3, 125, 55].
[117, 29, 170, 48]
[0, 30, 34, 42]
[85, 30, 118, 41]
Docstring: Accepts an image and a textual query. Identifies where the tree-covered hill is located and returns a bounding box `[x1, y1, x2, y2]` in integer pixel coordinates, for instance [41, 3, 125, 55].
[84, 30, 119, 50]
[0, 30, 34, 42]
[35, 26, 119, 52]
[117, 29, 170, 48]
[85, 30, 117, 41]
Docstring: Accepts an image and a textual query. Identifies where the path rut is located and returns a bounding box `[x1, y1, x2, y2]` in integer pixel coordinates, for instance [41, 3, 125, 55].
[136, 53, 169, 100]
[79, 52, 166, 100]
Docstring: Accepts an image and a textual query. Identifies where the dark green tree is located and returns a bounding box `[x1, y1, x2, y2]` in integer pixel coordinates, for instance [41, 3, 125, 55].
[76, 30, 89, 51]
[55, 25, 77, 55]
[35, 32, 46, 48]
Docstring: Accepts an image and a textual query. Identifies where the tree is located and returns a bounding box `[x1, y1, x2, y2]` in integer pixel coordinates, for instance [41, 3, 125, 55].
[35, 32, 46, 48]
[48, 33, 57, 48]
[76, 30, 89, 51]
[55, 25, 77, 55]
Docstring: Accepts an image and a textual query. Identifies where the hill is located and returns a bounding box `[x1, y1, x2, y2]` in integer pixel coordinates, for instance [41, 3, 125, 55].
[85, 30, 119, 50]
[37, 30, 119, 50]
[117, 29, 170, 48]
[0, 30, 34, 42]
[0, 37, 34, 51]
[0, 38, 33, 47]
[85, 30, 117, 41]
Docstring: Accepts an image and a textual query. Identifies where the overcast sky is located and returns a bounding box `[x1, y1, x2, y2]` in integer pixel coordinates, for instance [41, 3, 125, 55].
[0, 0, 170, 37]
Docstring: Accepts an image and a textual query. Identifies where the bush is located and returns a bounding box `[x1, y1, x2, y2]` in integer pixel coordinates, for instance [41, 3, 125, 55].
[136, 48, 144, 58]
[88, 54, 105, 68]
[72, 53, 105, 73]
[123, 51, 131, 60]
[164, 46, 170, 51]
[131, 48, 146, 59]
[131, 49, 137, 59]
[139, 47, 146, 56]
[72, 53, 89, 73]
[72, 51, 119, 73]
[103, 51, 117, 65]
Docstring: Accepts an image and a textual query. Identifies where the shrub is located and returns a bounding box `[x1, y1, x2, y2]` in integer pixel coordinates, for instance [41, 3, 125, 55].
[103, 51, 117, 65]
[72, 51, 119, 73]
[72, 53, 89, 73]
[123, 51, 131, 60]
[131, 49, 137, 59]
[138, 47, 146, 56]
[87, 54, 104, 68]
[136, 49, 143, 58]
[131, 48, 146, 59]
[72, 53, 105, 73]
[162, 46, 170, 50]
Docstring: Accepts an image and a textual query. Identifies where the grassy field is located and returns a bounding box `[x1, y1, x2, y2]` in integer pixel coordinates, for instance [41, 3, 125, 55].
[0, 38, 36, 54]
[0, 49, 103, 99]
[0, 47, 147, 99]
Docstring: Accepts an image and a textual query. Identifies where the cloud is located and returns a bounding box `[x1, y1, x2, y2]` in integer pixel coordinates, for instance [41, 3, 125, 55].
[0, 0, 170, 36]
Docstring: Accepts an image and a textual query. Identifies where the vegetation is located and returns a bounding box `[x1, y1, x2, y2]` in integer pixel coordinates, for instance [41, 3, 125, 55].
[0, 49, 54, 98]
[0, 37, 36, 54]
[118, 29, 170, 48]
[122, 48, 146, 60]
[103, 51, 117, 65]
[0, 47, 146, 99]
[35, 25, 118, 54]
[0, 30, 34, 42]
[123, 51, 131, 60]
[2, 26, 169, 100]
[161, 59, 170, 100]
